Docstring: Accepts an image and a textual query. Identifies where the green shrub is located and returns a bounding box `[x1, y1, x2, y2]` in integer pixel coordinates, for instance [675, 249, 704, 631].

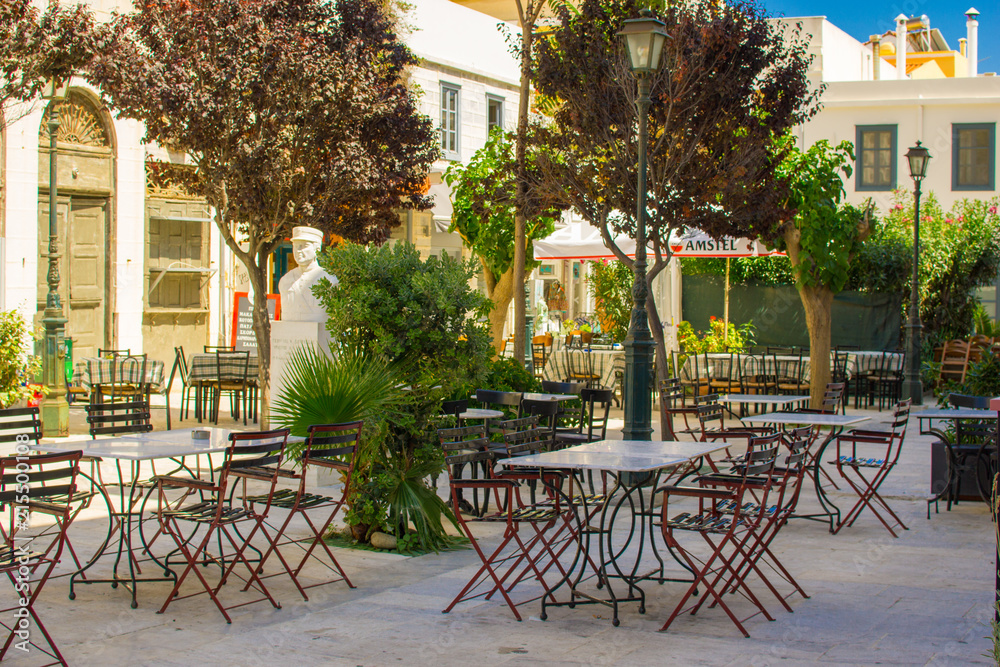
[883, 192, 1000, 343]
[483, 357, 542, 394]
[677, 318, 755, 354]
[0, 310, 41, 409]
[313, 241, 492, 551]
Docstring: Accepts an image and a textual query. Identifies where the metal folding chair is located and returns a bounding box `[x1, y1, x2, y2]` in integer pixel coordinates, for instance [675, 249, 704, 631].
[659, 377, 700, 440]
[0, 407, 104, 578]
[0, 450, 82, 664]
[438, 424, 570, 621]
[832, 399, 911, 537]
[155, 429, 289, 623]
[694, 426, 813, 613]
[656, 433, 782, 636]
[248, 422, 359, 600]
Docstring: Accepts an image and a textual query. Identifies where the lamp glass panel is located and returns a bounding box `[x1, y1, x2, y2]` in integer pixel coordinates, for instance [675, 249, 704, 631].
[649, 32, 667, 71]
[625, 33, 650, 70]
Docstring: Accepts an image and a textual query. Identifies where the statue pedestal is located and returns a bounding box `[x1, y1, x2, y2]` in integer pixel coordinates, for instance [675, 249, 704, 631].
[270, 321, 331, 405]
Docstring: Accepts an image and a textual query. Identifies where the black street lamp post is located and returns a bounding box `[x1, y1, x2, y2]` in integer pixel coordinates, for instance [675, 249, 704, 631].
[903, 141, 931, 406]
[41, 77, 70, 436]
[618, 14, 668, 441]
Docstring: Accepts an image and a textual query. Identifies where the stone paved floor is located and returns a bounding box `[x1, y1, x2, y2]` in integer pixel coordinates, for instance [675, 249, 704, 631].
[6, 398, 997, 665]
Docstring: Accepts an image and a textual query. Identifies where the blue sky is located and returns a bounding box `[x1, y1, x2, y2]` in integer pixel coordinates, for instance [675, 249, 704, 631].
[763, 1, 997, 75]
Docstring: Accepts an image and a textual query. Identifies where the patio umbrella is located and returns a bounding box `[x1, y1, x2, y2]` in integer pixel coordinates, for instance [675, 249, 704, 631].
[533, 222, 782, 329]
[532, 220, 636, 260]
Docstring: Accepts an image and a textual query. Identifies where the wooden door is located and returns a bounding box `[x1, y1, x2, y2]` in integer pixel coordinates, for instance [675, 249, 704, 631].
[38, 197, 107, 360]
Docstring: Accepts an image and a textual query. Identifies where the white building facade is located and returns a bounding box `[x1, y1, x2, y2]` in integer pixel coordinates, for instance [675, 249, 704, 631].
[775, 12, 1000, 317]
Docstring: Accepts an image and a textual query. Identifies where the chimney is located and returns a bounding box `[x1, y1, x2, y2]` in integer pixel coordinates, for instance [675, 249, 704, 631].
[959, 37, 967, 57]
[871, 35, 881, 79]
[967, 8, 979, 77]
[895, 14, 908, 79]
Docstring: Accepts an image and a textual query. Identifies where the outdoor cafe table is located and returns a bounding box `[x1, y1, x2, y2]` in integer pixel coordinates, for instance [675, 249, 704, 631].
[542, 348, 623, 388]
[681, 351, 903, 383]
[498, 440, 728, 626]
[916, 407, 998, 506]
[72, 357, 166, 393]
[187, 351, 261, 383]
[741, 412, 871, 532]
[719, 394, 810, 418]
[29, 427, 279, 608]
[521, 392, 577, 403]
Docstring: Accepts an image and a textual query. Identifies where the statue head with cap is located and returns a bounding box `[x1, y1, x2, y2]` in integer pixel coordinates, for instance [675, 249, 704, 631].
[278, 225, 336, 323]
[290, 225, 324, 273]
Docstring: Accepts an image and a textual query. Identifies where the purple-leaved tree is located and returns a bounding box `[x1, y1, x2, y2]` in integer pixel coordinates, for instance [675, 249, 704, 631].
[90, 0, 438, 425]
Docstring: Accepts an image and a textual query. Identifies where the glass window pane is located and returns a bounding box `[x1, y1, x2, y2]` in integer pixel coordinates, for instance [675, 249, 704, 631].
[879, 132, 891, 149]
[863, 132, 875, 149]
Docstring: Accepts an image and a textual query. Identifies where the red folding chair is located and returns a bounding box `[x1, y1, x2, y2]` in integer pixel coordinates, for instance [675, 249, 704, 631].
[438, 424, 570, 621]
[0, 407, 104, 577]
[656, 432, 782, 637]
[0, 451, 82, 665]
[155, 429, 289, 623]
[831, 399, 911, 537]
[248, 421, 360, 600]
[693, 426, 813, 614]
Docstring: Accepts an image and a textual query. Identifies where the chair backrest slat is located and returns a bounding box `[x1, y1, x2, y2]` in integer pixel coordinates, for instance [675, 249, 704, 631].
[85, 400, 152, 438]
[222, 429, 289, 482]
[0, 451, 81, 509]
[303, 422, 362, 468]
[0, 406, 43, 446]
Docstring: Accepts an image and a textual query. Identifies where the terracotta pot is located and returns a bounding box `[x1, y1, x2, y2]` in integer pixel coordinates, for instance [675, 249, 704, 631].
[350, 523, 369, 542]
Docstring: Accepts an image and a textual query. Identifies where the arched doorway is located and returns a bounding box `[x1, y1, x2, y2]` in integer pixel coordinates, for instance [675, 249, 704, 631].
[37, 90, 115, 360]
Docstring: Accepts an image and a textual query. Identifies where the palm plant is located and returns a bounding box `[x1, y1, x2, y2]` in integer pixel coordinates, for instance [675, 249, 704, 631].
[271, 343, 460, 550]
[271, 343, 404, 459]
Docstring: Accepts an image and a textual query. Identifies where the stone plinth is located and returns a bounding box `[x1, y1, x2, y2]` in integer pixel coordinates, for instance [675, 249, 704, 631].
[270, 320, 331, 403]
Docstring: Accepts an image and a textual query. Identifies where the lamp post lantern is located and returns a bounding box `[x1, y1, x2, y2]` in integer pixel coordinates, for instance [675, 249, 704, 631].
[618, 13, 668, 440]
[903, 140, 930, 405]
[41, 77, 70, 436]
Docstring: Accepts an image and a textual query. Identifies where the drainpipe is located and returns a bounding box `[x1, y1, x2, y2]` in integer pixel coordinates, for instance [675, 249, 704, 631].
[967, 8, 979, 77]
[896, 14, 908, 79]
[870, 35, 881, 80]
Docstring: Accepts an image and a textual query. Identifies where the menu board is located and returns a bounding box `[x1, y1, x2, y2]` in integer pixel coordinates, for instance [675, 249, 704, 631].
[231, 292, 280, 351]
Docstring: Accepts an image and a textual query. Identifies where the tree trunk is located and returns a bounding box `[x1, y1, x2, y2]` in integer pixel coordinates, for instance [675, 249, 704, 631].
[511, 0, 541, 365]
[798, 284, 833, 409]
[488, 269, 515, 354]
[247, 256, 272, 429]
[511, 43, 533, 364]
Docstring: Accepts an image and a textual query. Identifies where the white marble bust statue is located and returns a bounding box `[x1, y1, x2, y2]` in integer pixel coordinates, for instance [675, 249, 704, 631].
[277, 226, 338, 322]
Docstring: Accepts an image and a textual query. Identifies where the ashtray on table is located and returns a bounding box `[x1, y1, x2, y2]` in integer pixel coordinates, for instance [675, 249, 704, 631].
[191, 429, 211, 440]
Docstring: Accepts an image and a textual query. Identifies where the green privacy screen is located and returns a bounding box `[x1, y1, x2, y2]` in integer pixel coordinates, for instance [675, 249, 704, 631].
[680, 275, 903, 350]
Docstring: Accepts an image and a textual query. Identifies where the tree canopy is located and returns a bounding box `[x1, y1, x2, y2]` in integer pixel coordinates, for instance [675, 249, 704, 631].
[532, 0, 818, 377]
[443, 128, 561, 350]
[772, 138, 872, 405]
[90, 0, 438, 423]
[1, 0, 101, 125]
